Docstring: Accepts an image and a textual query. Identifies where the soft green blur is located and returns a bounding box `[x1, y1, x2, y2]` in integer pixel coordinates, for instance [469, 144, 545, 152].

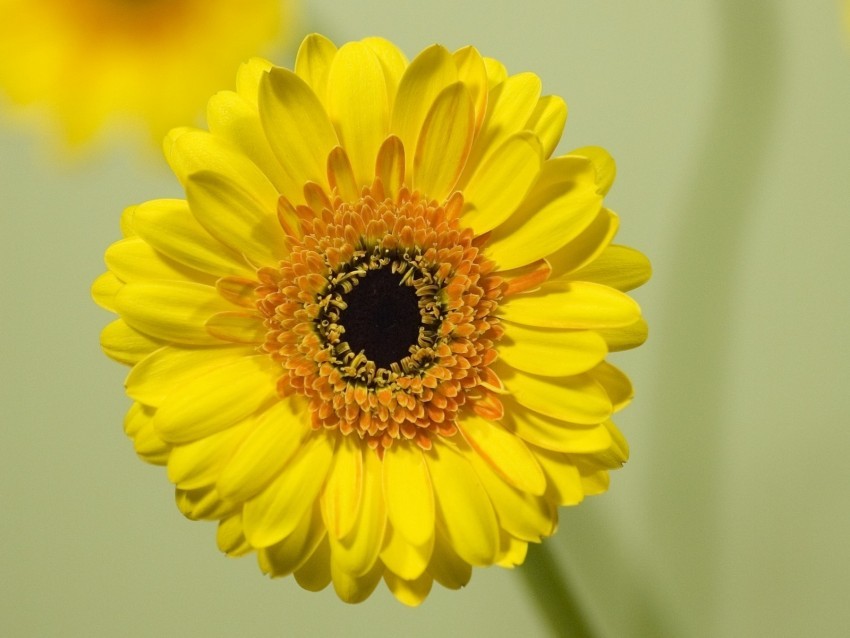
[2, 1, 848, 636]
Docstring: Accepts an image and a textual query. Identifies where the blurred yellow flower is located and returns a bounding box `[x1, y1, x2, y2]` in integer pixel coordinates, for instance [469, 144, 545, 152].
[846, 1, 850, 36]
[93, 34, 650, 605]
[0, 0, 294, 145]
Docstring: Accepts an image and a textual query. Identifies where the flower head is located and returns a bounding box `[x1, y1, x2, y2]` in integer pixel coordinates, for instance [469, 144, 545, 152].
[0, 0, 294, 145]
[93, 34, 650, 605]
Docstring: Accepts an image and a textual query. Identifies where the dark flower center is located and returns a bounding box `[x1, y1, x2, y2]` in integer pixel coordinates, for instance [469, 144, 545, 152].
[337, 267, 424, 370]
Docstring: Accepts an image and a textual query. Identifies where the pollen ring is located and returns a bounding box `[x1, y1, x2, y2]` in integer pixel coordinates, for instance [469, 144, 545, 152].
[316, 247, 446, 383]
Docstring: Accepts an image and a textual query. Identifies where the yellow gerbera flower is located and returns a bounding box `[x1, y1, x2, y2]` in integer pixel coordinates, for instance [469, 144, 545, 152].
[0, 0, 293, 145]
[93, 34, 650, 605]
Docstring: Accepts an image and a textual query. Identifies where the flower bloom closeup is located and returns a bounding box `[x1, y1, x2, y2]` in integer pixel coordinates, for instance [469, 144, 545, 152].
[0, 0, 293, 145]
[93, 34, 650, 605]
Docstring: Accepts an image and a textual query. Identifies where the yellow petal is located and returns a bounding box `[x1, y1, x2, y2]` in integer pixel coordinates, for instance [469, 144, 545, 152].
[566, 245, 652, 292]
[461, 131, 542, 235]
[330, 449, 386, 577]
[382, 443, 435, 548]
[125, 403, 170, 466]
[385, 571, 434, 607]
[494, 360, 612, 425]
[379, 524, 433, 581]
[175, 485, 238, 521]
[132, 198, 254, 279]
[375, 135, 405, 199]
[425, 442, 499, 566]
[115, 280, 232, 345]
[500, 259, 553, 296]
[361, 37, 408, 114]
[243, 432, 335, 548]
[216, 513, 252, 557]
[217, 397, 310, 502]
[598, 318, 649, 352]
[503, 395, 614, 453]
[498, 321, 608, 377]
[485, 156, 602, 271]
[579, 420, 631, 469]
[457, 413, 546, 495]
[428, 527, 472, 589]
[204, 312, 266, 344]
[390, 44, 457, 178]
[162, 126, 191, 176]
[259, 67, 338, 195]
[185, 170, 286, 268]
[167, 128, 273, 196]
[133, 421, 171, 465]
[589, 362, 634, 411]
[100, 319, 164, 366]
[119, 205, 137, 237]
[215, 276, 260, 308]
[154, 355, 278, 444]
[293, 536, 332, 592]
[452, 46, 488, 132]
[327, 42, 389, 188]
[526, 95, 567, 159]
[546, 208, 619, 279]
[92, 272, 121, 312]
[294, 34, 338, 105]
[126, 345, 252, 407]
[499, 280, 642, 330]
[166, 129, 285, 266]
[482, 57, 508, 88]
[322, 435, 364, 541]
[578, 469, 610, 496]
[582, 474, 612, 496]
[330, 556, 383, 604]
[495, 532, 528, 567]
[326, 146, 359, 203]
[414, 82, 474, 201]
[105, 237, 213, 285]
[531, 445, 586, 505]
[235, 58, 273, 106]
[259, 503, 326, 577]
[167, 419, 252, 490]
[604, 420, 630, 464]
[206, 90, 296, 201]
[469, 454, 555, 542]
[460, 72, 541, 185]
[571, 145, 616, 195]
[570, 453, 615, 492]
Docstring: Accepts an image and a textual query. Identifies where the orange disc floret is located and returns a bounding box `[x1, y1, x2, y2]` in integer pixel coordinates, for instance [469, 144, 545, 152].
[257, 182, 505, 452]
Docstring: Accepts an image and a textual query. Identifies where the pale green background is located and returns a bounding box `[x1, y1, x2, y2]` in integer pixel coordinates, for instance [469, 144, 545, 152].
[2, 1, 849, 636]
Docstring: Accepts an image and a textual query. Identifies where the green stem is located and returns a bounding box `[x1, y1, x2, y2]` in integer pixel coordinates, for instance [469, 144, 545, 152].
[519, 543, 599, 638]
